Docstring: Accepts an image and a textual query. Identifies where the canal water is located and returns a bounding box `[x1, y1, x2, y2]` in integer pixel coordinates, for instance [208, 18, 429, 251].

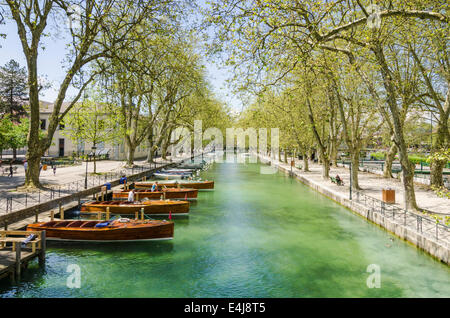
[1, 158, 449, 297]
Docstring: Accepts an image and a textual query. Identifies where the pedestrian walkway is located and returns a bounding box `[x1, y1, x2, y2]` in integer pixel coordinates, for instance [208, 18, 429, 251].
[275, 156, 450, 216]
[0, 158, 175, 215]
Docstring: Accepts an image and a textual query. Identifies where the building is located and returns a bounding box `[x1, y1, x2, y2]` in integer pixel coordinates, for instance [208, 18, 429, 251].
[37, 101, 149, 160]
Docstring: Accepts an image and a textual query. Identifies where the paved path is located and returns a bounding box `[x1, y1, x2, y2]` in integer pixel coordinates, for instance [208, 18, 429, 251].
[265, 155, 450, 216]
[0, 158, 175, 214]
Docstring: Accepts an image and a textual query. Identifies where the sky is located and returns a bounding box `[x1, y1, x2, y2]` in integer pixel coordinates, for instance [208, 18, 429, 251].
[0, 9, 244, 113]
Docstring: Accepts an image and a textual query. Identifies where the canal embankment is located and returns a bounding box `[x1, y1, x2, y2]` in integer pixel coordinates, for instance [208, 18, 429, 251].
[0, 160, 183, 231]
[258, 154, 449, 265]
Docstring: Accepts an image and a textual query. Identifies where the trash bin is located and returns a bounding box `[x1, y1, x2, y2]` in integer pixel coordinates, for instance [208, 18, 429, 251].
[104, 182, 111, 190]
[382, 189, 395, 204]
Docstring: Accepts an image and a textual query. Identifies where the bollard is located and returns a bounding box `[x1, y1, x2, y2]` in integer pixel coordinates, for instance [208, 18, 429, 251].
[15, 242, 21, 280]
[39, 230, 46, 265]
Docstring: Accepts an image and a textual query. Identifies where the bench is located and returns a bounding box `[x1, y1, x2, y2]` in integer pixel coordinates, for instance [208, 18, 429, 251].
[330, 176, 345, 186]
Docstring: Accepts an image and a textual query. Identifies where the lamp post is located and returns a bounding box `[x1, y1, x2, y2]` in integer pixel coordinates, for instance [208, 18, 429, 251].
[84, 154, 89, 190]
[91, 146, 97, 174]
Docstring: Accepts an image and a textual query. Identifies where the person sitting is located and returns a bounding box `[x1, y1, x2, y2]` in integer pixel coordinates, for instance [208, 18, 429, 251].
[151, 181, 158, 192]
[335, 175, 344, 186]
[127, 189, 135, 202]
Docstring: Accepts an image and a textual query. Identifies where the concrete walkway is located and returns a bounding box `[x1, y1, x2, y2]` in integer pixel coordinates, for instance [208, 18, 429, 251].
[0, 158, 174, 214]
[267, 155, 450, 216]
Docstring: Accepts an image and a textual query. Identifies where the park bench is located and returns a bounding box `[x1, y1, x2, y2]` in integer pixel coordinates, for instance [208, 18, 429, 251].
[330, 176, 345, 186]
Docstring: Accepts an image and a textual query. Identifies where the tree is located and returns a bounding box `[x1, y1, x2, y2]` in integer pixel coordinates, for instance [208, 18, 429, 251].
[0, 59, 28, 158]
[3, 0, 167, 188]
[62, 97, 122, 173]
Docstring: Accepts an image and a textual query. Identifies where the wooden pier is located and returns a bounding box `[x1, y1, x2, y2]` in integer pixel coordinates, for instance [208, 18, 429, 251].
[0, 230, 46, 282]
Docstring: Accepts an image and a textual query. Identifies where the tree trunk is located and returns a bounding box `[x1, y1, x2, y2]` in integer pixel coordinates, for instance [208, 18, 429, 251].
[12, 148, 17, 159]
[351, 150, 361, 190]
[303, 152, 309, 172]
[383, 143, 397, 178]
[430, 120, 449, 187]
[372, 43, 418, 210]
[284, 150, 288, 163]
[126, 143, 136, 167]
[322, 157, 330, 179]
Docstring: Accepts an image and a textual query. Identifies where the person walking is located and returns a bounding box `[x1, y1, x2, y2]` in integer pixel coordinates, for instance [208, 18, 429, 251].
[53, 165, 56, 176]
[8, 163, 13, 178]
[24, 161, 28, 172]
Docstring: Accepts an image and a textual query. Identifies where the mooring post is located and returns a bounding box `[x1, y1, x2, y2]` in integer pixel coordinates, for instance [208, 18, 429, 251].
[106, 207, 110, 221]
[15, 242, 21, 281]
[50, 210, 54, 221]
[35, 208, 39, 223]
[135, 211, 138, 220]
[141, 208, 144, 220]
[39, 230, 46, 266]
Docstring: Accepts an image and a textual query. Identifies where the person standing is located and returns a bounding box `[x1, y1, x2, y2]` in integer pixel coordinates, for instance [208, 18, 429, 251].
[24, 161, 27, 172]
[8, 163, 13, 178]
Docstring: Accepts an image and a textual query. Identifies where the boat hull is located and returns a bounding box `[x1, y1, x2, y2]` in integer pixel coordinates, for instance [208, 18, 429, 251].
[112, 188, 198, 200]
[135, 180, 214, 190]
[27, 220, 174, 241]
[80, 200, 190, 215]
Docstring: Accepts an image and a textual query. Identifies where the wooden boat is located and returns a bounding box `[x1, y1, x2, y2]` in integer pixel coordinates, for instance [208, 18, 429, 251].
[112, 188, 198, 200]
[153, 172, 190, 180]
[81, 200, 190, 215]
[27, 219, 174, 242]
[161, 168, 195, 173]
[134, 180, 214, 190]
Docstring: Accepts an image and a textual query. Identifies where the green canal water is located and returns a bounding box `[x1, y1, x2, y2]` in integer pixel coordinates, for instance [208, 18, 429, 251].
[1, 159, 449, 297]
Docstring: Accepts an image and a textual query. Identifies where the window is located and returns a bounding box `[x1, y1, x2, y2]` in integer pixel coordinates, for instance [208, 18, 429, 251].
[40, 119, 46, 130]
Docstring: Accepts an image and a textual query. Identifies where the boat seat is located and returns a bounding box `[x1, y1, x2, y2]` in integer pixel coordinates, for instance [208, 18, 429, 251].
[66, 221, 85, 228]
[53, 221, 73, 228]
[80, 221, 99, 228]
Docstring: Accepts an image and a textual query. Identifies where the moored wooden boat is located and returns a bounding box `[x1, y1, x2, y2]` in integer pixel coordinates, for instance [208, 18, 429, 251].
[153, 172, 190, 180]
[134, 180, 214, 190]
[112, 188, 198, 200]
[81, 200, 190, 215]
[26, 219, 174, 242]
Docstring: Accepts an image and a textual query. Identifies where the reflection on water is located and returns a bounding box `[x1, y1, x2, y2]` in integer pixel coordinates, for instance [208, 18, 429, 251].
[0, 159, 449, 298]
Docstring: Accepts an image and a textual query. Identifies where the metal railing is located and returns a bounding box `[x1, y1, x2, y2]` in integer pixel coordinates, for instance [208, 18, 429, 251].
[0, 161, 173, 215]
[353, 190, 449, 248]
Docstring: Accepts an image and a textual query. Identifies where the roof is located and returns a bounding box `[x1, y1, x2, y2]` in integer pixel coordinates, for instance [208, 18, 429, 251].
[39, 101, 73, 114]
